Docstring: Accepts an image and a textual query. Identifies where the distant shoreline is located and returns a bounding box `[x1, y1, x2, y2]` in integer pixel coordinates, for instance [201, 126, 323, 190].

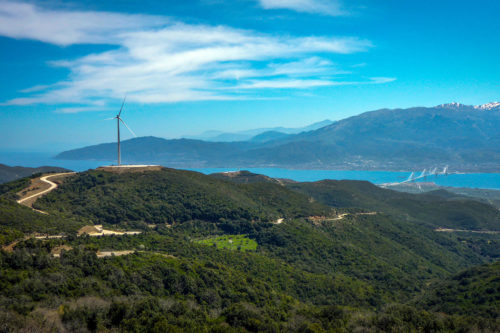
[2, 151, 500, 190]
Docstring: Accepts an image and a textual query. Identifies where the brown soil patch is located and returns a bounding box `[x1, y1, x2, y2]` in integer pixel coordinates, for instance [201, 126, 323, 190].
[308, 212, 377, 225]
[2, 239, 22, 252]
[77, 225, 100, 236]
[97, 250, 134, 257]
[78, 225, 142, 237]
[51, 245, 73, 257]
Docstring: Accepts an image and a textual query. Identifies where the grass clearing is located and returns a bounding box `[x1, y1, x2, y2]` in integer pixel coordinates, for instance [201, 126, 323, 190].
[196, 234, 257, 252]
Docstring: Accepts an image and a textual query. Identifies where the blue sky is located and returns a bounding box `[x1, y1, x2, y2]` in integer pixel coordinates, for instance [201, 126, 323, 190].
[0, 0, 498, 151]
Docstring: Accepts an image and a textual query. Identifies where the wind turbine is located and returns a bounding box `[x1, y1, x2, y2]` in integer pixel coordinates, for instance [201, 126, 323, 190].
[108, 96, 137, 166]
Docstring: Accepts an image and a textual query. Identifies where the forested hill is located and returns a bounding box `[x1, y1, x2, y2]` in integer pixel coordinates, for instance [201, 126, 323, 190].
[56, 103, 500, 171]
[286, 179, 500, 230]
[34, 167, 333, 227]
[415, 261, 500, 319]
[214, 170, 500, 230]
[0, 167, 499, 331]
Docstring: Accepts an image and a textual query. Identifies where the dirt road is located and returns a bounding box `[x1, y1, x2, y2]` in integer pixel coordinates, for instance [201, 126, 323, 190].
[435, 228, 500, 234]
[97, 250, 135, 257]
[17, 172, 75, 210]
[308, 212, 377, 225]
[78, 225, 142, 237]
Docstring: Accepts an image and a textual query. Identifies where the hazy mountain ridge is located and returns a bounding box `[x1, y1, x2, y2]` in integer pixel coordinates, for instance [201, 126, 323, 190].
[0, 163, 71, 184]
[185, 119, 334, 142]
[57, 103, 500, 171]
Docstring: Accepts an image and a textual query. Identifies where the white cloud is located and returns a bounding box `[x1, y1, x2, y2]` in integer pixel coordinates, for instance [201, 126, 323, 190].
[0, 1, 165, 46]
[56, 106, 111, 114]
[233, 77, 396, 90]
[0, 1, 393, 110]
[234, 79, 334, 89]
[257, 0, 346, 16]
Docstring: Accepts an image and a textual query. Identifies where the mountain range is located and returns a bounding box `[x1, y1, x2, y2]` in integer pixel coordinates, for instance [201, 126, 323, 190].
[56, 102, 500, 171]
[184, 119, 334, 142]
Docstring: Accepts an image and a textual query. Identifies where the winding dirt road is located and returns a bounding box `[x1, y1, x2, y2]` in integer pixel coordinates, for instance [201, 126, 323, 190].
[17, 172, 75, 209]
[435, 228, 500, 234]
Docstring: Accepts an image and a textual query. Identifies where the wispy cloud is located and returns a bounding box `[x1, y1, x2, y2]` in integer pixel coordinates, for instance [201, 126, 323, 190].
[0, 1, 165, 46]
[369, 77, 396, 84]
[233, 79, 334, 89]
[233, 77, 396, 90]
[0, 1, 393, 111]
[257, 0, 346, 16]
[55, 105, 111, 114]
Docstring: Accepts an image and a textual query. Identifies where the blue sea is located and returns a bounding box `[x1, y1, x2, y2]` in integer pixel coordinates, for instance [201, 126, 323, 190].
[189, 168, 500, 190]
[2, 152, 500, 190]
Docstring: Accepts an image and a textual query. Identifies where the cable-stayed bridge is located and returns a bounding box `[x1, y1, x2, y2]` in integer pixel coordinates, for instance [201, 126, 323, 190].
[381, 166, 449, 186]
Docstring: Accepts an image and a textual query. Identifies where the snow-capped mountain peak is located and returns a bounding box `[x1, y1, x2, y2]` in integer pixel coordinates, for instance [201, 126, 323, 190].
[436, 102, 500, 111]
[437, 102, 470, 110]
[474, 102, 500, 110]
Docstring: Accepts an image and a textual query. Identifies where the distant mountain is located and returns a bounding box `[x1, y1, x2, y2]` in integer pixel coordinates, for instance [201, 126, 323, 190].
[56, 136, 257, 168]
[249, 131, 290, 143]
[437, 101, 500, 111]
[185, 119, 334, 142]
[57, 102, 500, 171]
[0, 163, 71, 184]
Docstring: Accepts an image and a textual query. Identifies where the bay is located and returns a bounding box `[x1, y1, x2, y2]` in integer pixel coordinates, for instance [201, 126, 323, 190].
[189, 168, 500, 190]
[1, 152, 500, 190]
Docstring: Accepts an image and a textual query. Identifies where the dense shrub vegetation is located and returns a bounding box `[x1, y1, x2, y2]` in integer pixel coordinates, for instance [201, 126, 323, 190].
[0, 169, 499, 332]
[287, 180, 500, 230]
[35, 169, 332, 227]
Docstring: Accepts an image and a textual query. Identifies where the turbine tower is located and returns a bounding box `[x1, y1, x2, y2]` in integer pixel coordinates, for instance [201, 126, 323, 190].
[111, 97, 136, 166]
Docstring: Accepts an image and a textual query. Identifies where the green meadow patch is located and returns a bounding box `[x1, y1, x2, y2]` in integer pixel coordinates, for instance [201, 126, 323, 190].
[196, 234, 257, 252]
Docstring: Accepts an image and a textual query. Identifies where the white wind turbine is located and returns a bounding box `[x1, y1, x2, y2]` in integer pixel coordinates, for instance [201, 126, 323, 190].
[107, 96, 137, 166]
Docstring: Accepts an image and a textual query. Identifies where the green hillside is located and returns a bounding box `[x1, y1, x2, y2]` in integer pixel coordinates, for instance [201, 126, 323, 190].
[0, 168, 499, 332]
[415, 261, 500, 319]
[287, 180, 500, 230]
[0, 175, 84, 245]
[34, 168, 332, 228]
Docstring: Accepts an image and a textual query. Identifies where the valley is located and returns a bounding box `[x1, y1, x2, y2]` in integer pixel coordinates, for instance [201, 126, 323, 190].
[0, 167, 498, 331]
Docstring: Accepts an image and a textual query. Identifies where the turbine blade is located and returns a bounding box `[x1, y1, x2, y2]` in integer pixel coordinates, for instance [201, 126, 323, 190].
[119, 118, 137, 137]
[104, 117, 115, 120]
[117, 95, 127, 117]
